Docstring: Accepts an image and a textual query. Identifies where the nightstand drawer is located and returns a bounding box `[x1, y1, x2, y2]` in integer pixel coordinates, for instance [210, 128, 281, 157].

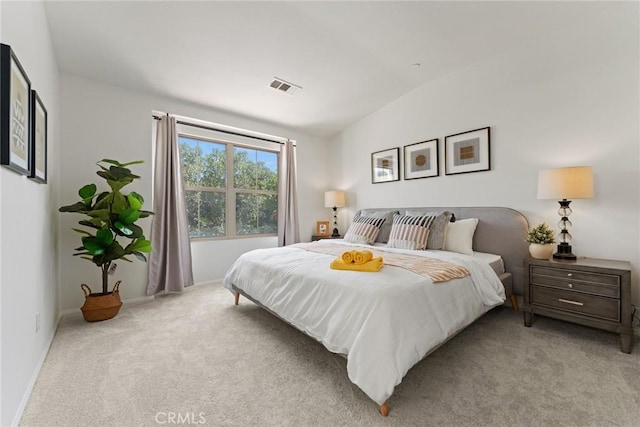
[530, 266, 620, 287]
[531, 285, 620, 321]
[530, 273, 620, 298]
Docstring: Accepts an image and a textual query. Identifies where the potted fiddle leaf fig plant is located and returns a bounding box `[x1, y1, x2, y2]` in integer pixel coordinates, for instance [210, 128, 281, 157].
[59, 159, 153, 322]
[526, 222, 556, 260]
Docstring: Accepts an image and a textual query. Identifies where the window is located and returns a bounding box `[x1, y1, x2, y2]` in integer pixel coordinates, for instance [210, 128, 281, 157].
[179, 135, 279, 239]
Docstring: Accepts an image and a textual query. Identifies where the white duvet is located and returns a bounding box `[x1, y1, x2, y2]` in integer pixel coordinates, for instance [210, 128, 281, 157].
[223, 240, 505, 405]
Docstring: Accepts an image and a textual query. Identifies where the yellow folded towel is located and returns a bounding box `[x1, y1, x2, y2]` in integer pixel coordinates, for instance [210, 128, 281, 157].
[353, 250, 373, 265]
[341, 250, 356, 264]
[330, 257, 384, 272]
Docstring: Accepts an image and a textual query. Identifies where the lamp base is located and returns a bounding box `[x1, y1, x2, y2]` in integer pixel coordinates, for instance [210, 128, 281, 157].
[553, 243, 576, 260]
[331, 228, 341, 238]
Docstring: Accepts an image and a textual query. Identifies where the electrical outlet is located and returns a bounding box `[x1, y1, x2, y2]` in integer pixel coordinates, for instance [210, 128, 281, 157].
[108, 263, 117, 276]
[36, 313, 40, 333]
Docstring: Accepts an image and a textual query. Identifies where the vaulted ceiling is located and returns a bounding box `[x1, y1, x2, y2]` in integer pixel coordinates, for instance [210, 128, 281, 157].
[44, 1, 608, 137]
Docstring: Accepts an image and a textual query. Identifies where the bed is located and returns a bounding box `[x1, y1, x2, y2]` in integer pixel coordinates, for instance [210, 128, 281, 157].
[223, 206, 529, 416]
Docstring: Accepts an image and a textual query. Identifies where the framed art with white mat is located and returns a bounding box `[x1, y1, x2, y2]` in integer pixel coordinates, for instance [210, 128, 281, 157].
[404, 139, 438, 180]
[29, 90, 47, 183]
[0, 43, 32, 176]
[445, 127, 490, 175]
[371, 147, 400, 184]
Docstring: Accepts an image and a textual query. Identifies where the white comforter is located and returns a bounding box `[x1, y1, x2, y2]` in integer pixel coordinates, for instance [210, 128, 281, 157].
[223, 240, 505, 405]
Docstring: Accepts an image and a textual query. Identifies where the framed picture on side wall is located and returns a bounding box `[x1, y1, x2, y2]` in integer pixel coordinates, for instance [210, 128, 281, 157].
[445, 127, 490, 175]
[0, 43, 32, 176]
[371, 147, 400, 184]
[29, 90, 47, 183]
[404, 139, 438, 179]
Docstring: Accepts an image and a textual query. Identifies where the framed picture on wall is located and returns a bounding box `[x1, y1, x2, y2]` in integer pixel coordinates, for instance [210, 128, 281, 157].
[403, 139, 438, 180]
[0, 43, 32, 176]
[29, 90, 47, 183]
[371, 147, 400, 184]
[445, 127, 490, 175]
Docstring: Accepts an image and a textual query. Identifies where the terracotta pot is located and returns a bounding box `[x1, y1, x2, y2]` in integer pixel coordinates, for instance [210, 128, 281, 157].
[80, 281, 122, 322]
[529, 243, 554, 260]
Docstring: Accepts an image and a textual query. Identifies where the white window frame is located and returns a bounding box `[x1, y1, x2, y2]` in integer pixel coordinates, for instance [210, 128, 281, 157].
[179, 130, 280, 241]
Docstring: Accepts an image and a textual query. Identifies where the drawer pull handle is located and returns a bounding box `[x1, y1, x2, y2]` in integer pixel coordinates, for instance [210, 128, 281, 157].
[567, 273, 573, 277]
[568, 283, 573, 288]
[558, 298, 583, 306]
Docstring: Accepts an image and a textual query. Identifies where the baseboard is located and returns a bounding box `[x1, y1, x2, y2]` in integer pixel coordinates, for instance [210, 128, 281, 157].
[11, 314, 61, 426]
[194, 279, 223, 287]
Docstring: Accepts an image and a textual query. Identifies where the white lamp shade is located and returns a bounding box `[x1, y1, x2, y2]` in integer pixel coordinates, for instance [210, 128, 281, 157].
[537, 166, 594, 200]
[324, 191, 346, 208]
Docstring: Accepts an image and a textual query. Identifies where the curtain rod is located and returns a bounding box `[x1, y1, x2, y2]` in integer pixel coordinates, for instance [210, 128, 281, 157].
[152, 114, 294, 146]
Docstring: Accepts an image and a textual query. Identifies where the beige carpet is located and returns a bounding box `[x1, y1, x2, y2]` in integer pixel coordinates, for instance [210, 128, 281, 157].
[21, 283, 640, 426]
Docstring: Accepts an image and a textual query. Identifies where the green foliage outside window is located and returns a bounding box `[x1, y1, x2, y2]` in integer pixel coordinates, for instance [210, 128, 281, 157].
[179, 137, 278, 238]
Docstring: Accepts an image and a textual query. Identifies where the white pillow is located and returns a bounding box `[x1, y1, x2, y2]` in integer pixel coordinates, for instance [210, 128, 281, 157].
[444, 218, 479, 255]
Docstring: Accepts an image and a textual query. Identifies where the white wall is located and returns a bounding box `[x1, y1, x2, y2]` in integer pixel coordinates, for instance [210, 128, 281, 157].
[330, 3, 640, 304]
[59, 73, 330, 311]
[0, 1, 60, 425]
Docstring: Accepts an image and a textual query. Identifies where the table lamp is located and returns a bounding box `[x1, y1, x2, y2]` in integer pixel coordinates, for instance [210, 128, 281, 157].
[324, 191, 346, 237]
[537, 166, 593, 259]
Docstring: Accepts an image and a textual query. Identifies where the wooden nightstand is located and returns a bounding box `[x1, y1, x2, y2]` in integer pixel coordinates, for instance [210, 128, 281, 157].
[311, 235, 341, 242]
[522, 257, 633, 353]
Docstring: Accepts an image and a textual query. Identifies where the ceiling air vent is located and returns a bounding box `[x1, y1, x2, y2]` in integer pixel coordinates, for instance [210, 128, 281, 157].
[269, 77, 301, 95]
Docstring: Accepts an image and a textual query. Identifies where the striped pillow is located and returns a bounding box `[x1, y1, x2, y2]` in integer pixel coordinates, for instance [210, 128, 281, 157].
[343, 216, 386, 245]
[386, 214, 435, 250]
[404, 210, 453, 250]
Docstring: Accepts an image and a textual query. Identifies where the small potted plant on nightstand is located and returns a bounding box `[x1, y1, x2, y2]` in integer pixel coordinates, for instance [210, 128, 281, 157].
[526, 222, 556, 259]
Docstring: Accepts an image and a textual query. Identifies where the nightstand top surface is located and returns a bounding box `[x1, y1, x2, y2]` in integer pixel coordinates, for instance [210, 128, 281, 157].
[526, 256, 631, 272]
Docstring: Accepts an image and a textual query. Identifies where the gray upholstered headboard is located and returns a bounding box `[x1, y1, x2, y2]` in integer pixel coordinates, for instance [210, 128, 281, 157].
[353, 207, 529, 295]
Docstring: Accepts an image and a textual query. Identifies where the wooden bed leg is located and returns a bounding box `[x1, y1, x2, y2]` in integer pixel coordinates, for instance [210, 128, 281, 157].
[379, 401, 389, 417]
[234, 291, 240, 306]
[509, 294, 519, 311]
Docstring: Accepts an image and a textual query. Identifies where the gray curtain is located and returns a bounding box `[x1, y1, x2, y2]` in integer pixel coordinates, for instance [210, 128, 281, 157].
[277, 140, 300, 246]
[147, 115, 194, 295]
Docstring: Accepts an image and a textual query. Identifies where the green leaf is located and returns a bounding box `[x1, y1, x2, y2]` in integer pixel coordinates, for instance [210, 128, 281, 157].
[82, 239, 105, 255]
[138, 210, 154, 218]
[120, 256, 133, 263]
[99, 159, 122, 166]
[93, 192, 111, 209]
[59, 202, 91, 213]
[106, 178, 132, 192]
[127, 193, 143, 210]
[120, 160, 144, 166]
[80, 256, 93, 261]
[119, 208, 140, 225]
[92, 241, 126, 265]
[132, 252, 147, 262]
[99, 159, 144, 168]
[126, 223, 144, 239]
[78, 184, 97, 200]
[112, 192, 128, 213]
[86, 209, 110, 222]
[97, 170, 113, 181]
[78, 220, 101, 230]
[109, 166, 133, 180]
[72, 228, 92, 236]
[114, 221, 133, 236]
[96, 228, 114, 246]
[127, 238, 152, 253]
